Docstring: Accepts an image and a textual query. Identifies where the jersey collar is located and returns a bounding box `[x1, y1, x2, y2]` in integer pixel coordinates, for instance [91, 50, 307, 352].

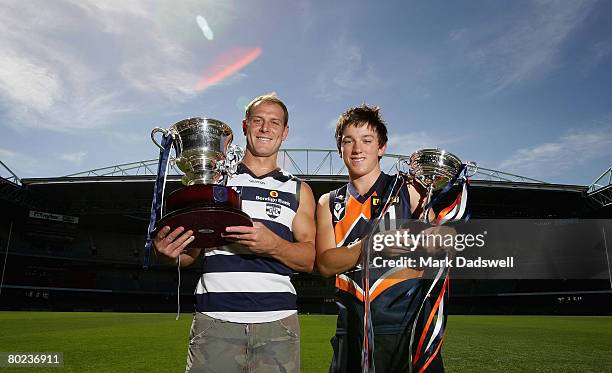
[347, 172, 387, 204]
[238, 162, 281, 180]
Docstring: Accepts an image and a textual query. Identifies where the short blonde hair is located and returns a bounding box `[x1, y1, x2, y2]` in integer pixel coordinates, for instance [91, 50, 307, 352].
[245, 93, 289, 126]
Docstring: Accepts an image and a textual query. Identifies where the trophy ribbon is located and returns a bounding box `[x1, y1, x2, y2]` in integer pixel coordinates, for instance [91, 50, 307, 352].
[215, 144, 244, 177]
[143, 129, 173, 269]
[360, 174, 407, 373]
[421, 163, 472, 225]
[402, 150, 475, 372]
[409, 266, 450, 372]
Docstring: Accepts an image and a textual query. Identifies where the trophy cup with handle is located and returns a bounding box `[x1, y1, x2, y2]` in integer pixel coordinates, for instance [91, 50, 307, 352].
[150, 117, 252, 249]
[407, 148, 474, 223]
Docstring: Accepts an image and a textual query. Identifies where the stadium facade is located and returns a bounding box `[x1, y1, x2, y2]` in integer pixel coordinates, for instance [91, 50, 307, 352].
[1, 151, 611, 315]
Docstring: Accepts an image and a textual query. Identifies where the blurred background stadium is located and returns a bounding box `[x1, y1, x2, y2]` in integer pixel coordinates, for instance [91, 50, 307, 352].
[1, 150, 611, 315]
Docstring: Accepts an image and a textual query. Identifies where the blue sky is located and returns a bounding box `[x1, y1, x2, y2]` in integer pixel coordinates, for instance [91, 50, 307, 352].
[0, 0, 611, 185]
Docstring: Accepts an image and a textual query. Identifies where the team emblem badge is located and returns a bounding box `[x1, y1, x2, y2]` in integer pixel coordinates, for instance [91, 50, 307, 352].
[270, 190, 279, 198]
[266, 203, 282, 219]
[333, 202, 345, 221]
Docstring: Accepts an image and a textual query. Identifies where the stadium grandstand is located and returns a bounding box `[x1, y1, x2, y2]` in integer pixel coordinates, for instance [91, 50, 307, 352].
[1, 150, 611, 315]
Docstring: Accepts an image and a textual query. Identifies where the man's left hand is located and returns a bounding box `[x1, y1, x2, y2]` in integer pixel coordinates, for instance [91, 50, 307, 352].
[223, 222, 281, 256]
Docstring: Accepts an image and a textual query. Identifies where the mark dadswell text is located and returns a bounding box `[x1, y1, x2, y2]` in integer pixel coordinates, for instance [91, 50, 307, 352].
[372, 256, 515, 269]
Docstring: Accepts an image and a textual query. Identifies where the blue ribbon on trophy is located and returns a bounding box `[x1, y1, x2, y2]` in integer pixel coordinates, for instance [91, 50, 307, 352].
[144, 130, 173, 269]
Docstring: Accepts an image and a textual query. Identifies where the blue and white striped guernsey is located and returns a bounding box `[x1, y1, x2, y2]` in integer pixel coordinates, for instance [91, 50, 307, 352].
[195, 163, 302, 323]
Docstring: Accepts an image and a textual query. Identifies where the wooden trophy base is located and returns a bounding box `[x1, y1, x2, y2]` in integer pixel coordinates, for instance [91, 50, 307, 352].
[156, 206, 252, 249]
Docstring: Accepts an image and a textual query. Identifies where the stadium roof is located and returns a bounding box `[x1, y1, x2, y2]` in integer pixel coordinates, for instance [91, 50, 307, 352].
[4, 149, 598, 216]
[3, 149, 597, 195]
[0, 159, 21, 186]
[587, 165, 612, 207]
[61, 149, 546, 184]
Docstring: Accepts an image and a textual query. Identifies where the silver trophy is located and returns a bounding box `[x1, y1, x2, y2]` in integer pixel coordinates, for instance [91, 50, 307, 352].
[407, 148, 474, 221]
[151, 117, 244, 186]
[150, 117, 251, 248]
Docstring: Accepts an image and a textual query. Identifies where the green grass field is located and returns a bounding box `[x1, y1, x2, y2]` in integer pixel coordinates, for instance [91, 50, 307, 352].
[0, 312, 611, 372]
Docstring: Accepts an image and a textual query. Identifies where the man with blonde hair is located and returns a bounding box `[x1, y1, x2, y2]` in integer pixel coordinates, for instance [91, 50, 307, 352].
[154, 93, 316, 372]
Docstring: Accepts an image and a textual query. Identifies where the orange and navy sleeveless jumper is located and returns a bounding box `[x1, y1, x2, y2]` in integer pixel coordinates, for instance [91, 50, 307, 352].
[328, 172, 445, 373]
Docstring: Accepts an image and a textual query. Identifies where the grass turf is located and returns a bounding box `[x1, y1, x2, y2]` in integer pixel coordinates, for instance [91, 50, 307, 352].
[0, 312, 610, 372]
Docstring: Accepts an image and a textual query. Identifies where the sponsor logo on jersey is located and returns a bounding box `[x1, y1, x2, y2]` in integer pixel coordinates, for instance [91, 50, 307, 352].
[256, 194, 291, 207]
[270, 190, 279, 198]
[266, 203, 282, 219]
[372, 196, 399, 206]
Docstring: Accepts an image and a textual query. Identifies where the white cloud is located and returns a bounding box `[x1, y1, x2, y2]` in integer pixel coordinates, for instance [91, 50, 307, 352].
[498, 123, 612, 178]
[584, 39, 612, 70]
[0, 148, 17, 159]
[314, 36, 384, 100]
[0, 1, 125, 131]
[106, 131, 150, 145]
[88, 1, 152, 21]
[449, 28, 467, 42]
[0, 0, 237, 132]
[450, 0, 596, 94]
[0, 149, 20, 180]
[0, 148, 53, 178]
[386, 131, 459, 156]
[0, 54, 63, 112]
[70, 0, 237, 98]
[327, 118, 339, 129]
[58, 151, 87, 164]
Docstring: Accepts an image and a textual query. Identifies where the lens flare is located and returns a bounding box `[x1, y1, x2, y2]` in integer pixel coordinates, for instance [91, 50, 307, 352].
[196, 15, 213, 40]
[196, 47, 262, 91]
